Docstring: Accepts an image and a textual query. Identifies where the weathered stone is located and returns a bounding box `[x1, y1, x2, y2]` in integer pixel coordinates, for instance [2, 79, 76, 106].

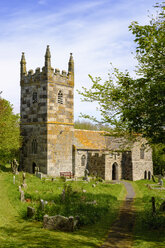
[20, 48, 153, 182]
[27, 206, 35, 218]
[20, 190, 25, 202]
[43, 215, 78, 231]
[86, 200, 97, 205]
[92, 184, 96, 187]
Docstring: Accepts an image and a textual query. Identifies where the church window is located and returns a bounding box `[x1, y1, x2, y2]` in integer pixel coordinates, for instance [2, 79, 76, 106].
[58, 90, 63, 104]
[32, 139, 38, 154]
[33, 92, 37, 103]
[140, 146, 145, 159]
[81, 155, 86, 166]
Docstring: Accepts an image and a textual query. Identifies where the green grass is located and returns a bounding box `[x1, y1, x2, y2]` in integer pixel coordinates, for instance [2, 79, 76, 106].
[0, 164, 126, 248]
[132, 179, 165, 248]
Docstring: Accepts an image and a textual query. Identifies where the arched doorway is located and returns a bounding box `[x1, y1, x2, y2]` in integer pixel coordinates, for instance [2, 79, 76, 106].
[144, 170, 147, 179]
[112, 163, 118, 180]
[148, 171, 151, 180]
[32, 162, 37, 174]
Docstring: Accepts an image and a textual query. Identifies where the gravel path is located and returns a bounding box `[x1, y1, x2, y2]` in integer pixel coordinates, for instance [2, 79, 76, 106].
[100, 181, 135, 248]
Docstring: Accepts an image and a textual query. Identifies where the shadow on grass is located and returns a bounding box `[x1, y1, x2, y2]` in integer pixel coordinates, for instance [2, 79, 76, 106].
[0, 219, 114, 248]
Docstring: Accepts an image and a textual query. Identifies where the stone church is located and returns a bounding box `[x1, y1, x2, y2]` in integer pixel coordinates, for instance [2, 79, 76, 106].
[20, 46, 153, 181]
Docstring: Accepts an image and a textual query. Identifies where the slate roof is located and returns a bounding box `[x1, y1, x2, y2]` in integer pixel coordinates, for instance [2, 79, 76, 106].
[74, 129, 129, 151]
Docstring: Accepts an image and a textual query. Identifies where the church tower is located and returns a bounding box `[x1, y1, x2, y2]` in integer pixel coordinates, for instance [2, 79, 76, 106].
[20, 46, 74, 176]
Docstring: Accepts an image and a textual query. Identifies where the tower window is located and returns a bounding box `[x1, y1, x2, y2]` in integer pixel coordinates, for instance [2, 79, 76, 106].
[81, 155, 86, 166]
[32, 139, 38, 154]
[140, 146, 145, 159]
[33, 92, 37, 103]
[58, 90, 63, 104]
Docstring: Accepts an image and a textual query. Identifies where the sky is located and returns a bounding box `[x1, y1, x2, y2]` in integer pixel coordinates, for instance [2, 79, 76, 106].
[0, 0, 158, 121]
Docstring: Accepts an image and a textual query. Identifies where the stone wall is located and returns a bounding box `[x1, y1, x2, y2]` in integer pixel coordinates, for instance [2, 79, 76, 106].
[88, 152, 106, 179]
[20, 49, 74, 177]
[105, 152, 122, 180]
[131, 141, 153, 181]
[74, 150, 88, 177]
[20, 124, 47, 174]
[121, 151, 132, 180]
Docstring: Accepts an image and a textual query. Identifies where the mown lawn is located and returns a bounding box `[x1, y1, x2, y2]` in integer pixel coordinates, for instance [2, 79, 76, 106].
[0, 164, 126, 248]
[132, 179, 165, 248]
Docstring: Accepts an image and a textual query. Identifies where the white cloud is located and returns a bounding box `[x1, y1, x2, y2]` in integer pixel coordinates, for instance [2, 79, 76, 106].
[0, 0, 158, 120]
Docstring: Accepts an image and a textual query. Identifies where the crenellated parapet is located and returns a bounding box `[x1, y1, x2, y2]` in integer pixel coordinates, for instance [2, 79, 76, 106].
[20, 46, 74, 87]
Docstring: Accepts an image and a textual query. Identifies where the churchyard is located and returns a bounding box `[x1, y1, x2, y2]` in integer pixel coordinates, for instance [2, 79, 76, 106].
[0, 164, 165, 248]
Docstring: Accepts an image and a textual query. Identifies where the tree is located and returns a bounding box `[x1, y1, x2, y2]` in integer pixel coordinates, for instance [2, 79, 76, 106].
[0, 95, 21, 162]
[78, 2, 165, 144]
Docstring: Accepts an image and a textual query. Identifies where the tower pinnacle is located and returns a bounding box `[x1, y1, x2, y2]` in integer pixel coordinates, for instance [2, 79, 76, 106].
[45, 45, 51, 69]
[68, 53, 74, 73]
[20, 52, 27, 79]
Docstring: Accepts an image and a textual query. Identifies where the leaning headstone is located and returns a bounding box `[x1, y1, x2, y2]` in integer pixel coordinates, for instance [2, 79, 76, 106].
[160, 179, 163, 187]
[20, 189, 25, 202]
[27, 206, 35, 218]
[92, 184, 96, 188]
[13, 176, 15, 184]
[22, 173, 27, 188]
[158, 175, 162, 184]
[84, 169, 89, 181]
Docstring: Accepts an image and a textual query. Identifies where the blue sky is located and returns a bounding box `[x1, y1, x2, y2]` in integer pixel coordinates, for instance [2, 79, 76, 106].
[0, 0, 158, 120]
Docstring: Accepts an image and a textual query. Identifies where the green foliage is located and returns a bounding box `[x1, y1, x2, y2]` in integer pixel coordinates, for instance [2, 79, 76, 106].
[152, 143, 165, 174]
[74, 119, 112, 131]
[78, 2, 165, 145]
[133, 179, 165, 248]
[0, 165, 126, 247]
[0, 96, 21, 162]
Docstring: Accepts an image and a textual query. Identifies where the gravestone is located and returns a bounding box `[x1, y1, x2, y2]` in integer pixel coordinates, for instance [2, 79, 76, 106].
[84, 169, 90, 182]
[43, 215, 79, 231]
[19, 186, 25, 202]
[22, 173, 27, 188]
[27, 206, 35, 218]
[11, 159, 19, 174]
[13, 176, 15, 184]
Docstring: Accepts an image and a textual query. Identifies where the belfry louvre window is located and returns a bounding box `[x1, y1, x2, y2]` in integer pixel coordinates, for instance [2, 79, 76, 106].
[33, 92, 37, 103]
[140, 146, 145, 159]
[58, 90, 63, 104]
[32, 139, 38, 154]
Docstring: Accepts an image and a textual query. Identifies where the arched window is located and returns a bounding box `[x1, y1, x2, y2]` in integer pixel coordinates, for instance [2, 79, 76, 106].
[81, 155, 86, 166]
[32, 139, 37, 154]
[58, 90, 63, 104]
[32, 92, 37, 103]
[140, 145, 145, 159]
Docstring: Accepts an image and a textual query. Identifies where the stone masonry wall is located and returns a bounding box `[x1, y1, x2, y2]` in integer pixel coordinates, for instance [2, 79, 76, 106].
[74, 150, 88, 177]
[131, 140, 153, 181]
[88, 152, 106, 179]
[105, 152, 122, 180]
[121, 151, 132, 180]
